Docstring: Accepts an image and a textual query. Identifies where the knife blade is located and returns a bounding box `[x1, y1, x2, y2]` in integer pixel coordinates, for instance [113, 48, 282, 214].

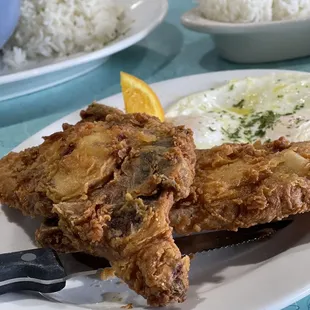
[176, 219, 292, 255]
[0, 219, 292, 296]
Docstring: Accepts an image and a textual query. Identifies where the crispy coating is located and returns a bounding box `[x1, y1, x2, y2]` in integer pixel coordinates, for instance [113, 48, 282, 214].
[170, 137, 310, 233]
[0, 104, 196, 306]
[77, 104, 310, 233]
[80, 102, 123, 122]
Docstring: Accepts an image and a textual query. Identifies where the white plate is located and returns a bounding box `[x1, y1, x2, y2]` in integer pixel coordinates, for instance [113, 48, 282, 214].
[181, 7, 310, 64]
[1, 69, 310, 310]
[0, 0, 168, 102]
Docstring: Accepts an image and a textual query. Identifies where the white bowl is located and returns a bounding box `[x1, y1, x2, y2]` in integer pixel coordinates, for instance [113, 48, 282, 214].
[181, 7, 310, 64]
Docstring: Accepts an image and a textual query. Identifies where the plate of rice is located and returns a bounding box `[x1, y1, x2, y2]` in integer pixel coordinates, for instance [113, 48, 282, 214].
[0, 0, 168, 102]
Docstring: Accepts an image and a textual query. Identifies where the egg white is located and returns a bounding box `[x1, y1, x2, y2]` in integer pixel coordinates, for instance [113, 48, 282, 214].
[166, 73, 310, 149]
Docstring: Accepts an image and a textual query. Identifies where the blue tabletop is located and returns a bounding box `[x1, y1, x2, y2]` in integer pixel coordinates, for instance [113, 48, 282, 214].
[1, 1, 310, 309]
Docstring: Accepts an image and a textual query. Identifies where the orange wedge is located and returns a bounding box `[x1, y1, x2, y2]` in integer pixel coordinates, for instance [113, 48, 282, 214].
[120, 71, 165, 122]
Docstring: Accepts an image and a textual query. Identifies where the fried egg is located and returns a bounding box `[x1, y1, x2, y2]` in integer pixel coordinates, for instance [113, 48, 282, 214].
[166, 73, 310, 149]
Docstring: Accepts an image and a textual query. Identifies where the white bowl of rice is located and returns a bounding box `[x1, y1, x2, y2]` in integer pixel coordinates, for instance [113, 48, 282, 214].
[181, 0, 310, 63]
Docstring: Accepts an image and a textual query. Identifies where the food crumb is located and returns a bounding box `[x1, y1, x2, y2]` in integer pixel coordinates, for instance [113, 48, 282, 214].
[99, 267, 115, 280]
[112, 295, 123, 302]
[121, 303, 133, 309]
[189, 253, 195, 260]
[193, 224, 201, 232]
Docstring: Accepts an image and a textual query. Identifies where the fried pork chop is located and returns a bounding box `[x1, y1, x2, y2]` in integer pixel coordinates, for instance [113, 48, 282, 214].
[80, 104, 310, 233]
[0, 104, 196, 306]
[171, 138, 310, 233]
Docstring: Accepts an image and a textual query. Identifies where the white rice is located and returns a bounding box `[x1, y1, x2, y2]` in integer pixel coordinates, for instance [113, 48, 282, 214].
[2, 0, 127, 69]
[198, 0, 310, 23]
[198, 0, 273, 23]
[273, 0, 310, 21]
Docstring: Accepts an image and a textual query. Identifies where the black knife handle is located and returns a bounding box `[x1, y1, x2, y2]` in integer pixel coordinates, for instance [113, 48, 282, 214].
[0, 248, 66, 294]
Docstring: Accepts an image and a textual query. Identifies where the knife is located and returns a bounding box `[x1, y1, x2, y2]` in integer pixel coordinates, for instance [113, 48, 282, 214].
[0, 219, 292, 296]
[176, 219, 291, 255]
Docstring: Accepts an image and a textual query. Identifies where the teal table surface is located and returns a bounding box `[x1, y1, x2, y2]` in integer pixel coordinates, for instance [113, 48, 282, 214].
[1, 1, 310, 309]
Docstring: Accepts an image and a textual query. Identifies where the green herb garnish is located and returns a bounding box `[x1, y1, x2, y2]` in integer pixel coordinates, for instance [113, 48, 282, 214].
[221, 127, 241, 141]
[293, 103, 305, 112]
[233, 99, 245, 109]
